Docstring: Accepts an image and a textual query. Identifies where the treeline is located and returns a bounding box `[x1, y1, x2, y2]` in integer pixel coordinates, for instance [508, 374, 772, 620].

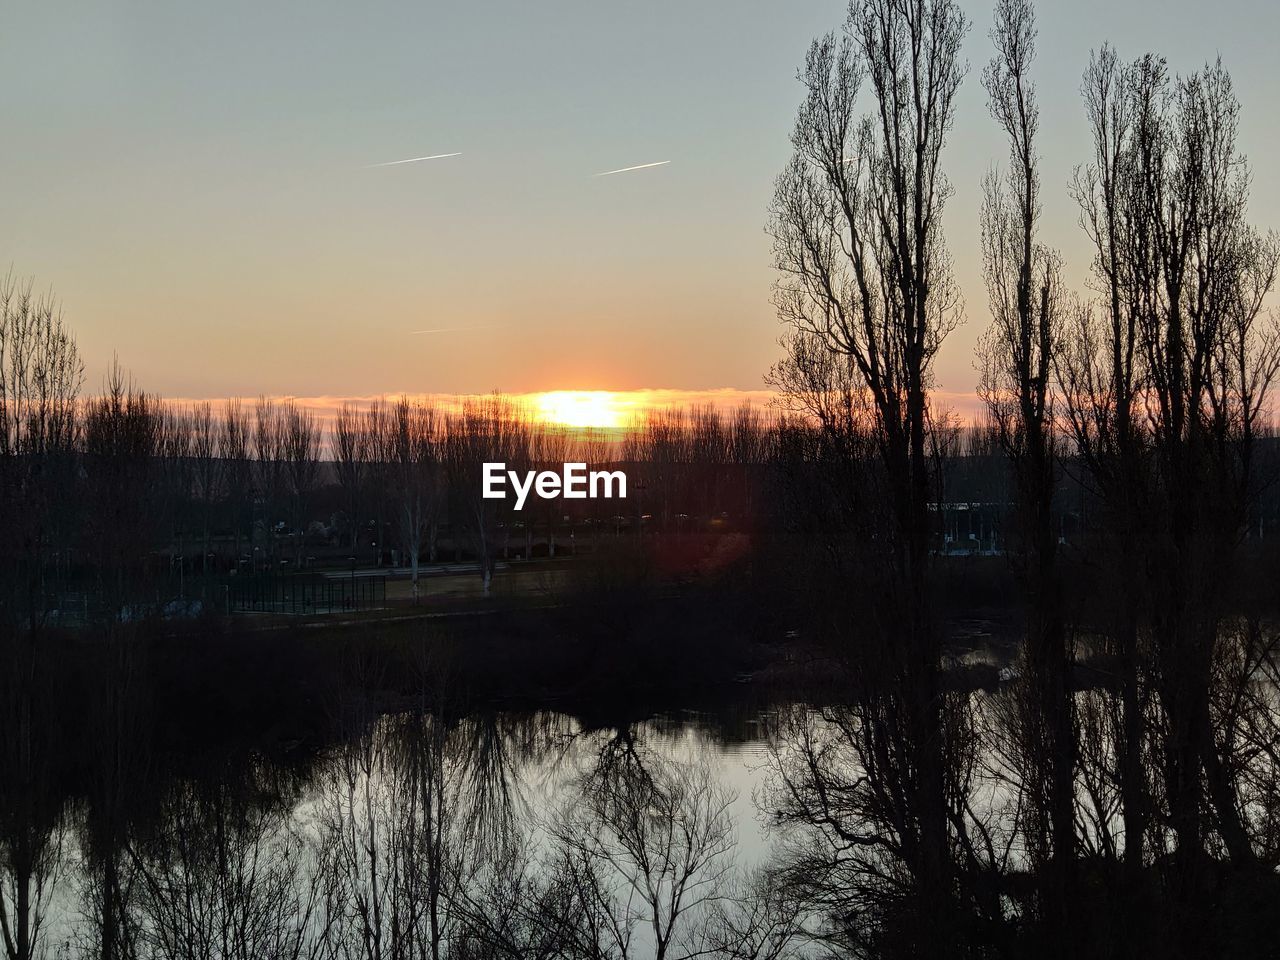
[0, 289, 1061, 625]
[1, 296, 792, 618]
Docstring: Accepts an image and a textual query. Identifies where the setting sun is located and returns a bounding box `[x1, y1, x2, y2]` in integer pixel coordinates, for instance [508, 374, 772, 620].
[533, 390, 635, 429]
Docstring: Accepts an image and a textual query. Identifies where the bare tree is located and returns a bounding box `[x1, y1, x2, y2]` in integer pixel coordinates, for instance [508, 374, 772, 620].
[331, 402, 370, 557]
[253, 399, 285, 567]
[1065, 46, 1280, 946]
[0, 272, 83, 628]
[388, 397, 444, 602]
[0, 273, 79, 960]
[768, 0, 969, 945]
[280, 401, 321, 570]
[976, 0, 1075, 937]
[189, 401, 221, 577]
[1061, 43, 1151, 884]
[1127, 56, 1277, 877]
[82, 362, 165, 612]
[364, 399, 399, 568]
[535, 425, 573, 560]
[219, 400, 253, 566]
[769, 0, 968, 583]
[445, 396, 525, 594]
[158, 406, 195, 598]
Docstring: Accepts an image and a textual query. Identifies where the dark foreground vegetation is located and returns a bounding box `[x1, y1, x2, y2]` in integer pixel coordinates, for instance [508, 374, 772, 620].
[5, 0, 1280, 957]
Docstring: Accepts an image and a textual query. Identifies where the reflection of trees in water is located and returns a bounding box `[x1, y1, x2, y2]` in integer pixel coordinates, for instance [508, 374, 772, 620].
[762, 701, 982, 958]
[314, 712, 432, 957]
[3, 703, 805, 960]
[7, 676, 1280, 959]
[0, 637, 66, 960]
[123, 766, 318, 960]
[300, 709, 796, 960]
[758, 646, 1280, 958]
[454, 724, 802, 960]
[551, 748, 736, 959]
[74, 629, 150, 960]
[310, 709, 504, 960]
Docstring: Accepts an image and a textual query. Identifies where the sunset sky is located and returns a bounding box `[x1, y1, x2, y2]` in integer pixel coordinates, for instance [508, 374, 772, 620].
[2, 0, 1277, 416]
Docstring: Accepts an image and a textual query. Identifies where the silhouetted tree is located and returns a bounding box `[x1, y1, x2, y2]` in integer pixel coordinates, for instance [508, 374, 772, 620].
[388, 397, 444, 601]
[1062, 43, 1152, 891]
[280, 401, 321, 570]
[253, 399, 285, 567]
[0, 273, 79, 960]
[219, 400, 253, 566]
[768, 0, 969, 948]
[1065, 44, 1280, 955]
[331, 401, 370, 556]
[976, 0, 1075, 941]
[189, 401, 221, 577]
[82, 363, 164, 613]
[445, 397, 525, 594]
[0, 271, 82, 629]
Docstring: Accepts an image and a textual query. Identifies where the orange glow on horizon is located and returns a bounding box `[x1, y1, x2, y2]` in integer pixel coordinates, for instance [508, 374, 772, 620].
[153, 387, 987, 432]
[533, 390, 640, 429]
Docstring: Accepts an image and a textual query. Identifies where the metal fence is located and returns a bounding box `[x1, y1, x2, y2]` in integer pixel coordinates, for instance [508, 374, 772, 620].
[224, 573, 386, 615]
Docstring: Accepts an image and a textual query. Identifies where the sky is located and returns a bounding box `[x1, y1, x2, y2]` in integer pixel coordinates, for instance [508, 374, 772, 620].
[2, 0, 1277, 411]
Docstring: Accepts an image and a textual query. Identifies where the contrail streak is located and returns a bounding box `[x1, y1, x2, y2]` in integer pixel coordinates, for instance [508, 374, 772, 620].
[367, 152, 462, 168]
[410, 325, 496, 335]
[593, 160, 671, 177]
